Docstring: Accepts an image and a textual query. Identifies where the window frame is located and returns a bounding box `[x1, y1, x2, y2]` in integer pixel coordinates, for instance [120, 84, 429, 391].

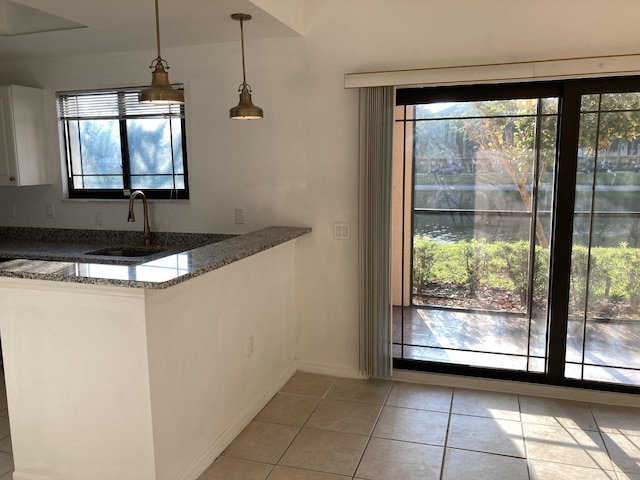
[58, 86, 190, 200]
[394, 75, 640, 395]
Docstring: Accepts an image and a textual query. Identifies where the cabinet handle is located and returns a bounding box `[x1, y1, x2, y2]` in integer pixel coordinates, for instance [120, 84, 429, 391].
[9, 177, 15, 182]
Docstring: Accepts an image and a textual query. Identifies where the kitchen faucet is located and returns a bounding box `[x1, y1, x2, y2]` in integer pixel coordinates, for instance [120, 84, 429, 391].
[127, 190, 151, 246]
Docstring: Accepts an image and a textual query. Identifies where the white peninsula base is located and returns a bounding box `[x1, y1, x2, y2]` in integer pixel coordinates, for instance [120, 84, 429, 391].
[0, 241, 299, 480]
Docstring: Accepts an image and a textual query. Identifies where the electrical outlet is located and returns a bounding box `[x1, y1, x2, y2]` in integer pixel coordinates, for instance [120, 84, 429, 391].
[45, 203, 54, 219]
[96, 211, 103, 226]
[9, 203, 16, 218]
[234, 207, 245, 224]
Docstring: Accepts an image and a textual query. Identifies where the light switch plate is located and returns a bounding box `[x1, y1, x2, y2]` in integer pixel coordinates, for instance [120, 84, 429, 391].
[234, 207, 245, 224]
[334, 222, 350, 240]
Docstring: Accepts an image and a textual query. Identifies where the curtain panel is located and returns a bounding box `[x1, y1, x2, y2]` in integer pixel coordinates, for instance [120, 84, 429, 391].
[358, 86, 394, 378]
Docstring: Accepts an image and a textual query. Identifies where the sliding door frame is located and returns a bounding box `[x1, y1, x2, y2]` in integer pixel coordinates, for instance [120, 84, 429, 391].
[393, 76, 640, 395]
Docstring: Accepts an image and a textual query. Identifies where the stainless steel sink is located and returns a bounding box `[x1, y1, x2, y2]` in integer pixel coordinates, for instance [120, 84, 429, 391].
[84, 246, 164, 258]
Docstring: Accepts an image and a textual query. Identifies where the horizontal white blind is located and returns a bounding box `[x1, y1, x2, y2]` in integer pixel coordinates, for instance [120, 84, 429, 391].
[58, 86, 185, 120]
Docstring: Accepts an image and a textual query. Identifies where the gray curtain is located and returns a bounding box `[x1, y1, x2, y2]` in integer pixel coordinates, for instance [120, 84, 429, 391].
[358, 86, 394, 378]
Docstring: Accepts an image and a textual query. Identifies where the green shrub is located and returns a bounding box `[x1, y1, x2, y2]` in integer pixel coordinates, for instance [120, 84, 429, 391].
[412, 235, 438, 292]
[462, 239, 489, 298]
[411, 234, 640, 317]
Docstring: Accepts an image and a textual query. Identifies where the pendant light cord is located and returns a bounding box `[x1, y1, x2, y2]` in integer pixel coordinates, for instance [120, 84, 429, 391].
[240, 18, 247, 85]
[154, 0, 162, 60]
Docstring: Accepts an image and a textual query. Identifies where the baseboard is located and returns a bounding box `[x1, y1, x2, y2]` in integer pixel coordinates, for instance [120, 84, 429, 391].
[178, 361, 299, 480]
[11, 473, 56, 480]
[392, 369, 640, 407]
[294, 360, 366, 380]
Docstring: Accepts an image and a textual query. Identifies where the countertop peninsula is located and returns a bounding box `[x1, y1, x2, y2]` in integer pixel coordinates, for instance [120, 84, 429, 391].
[0, 226, 311, 289]
[0, 224, 307, 480]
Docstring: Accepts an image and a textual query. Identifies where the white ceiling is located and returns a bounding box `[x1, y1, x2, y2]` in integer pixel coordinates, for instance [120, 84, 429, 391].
[0, 0, 301, 62]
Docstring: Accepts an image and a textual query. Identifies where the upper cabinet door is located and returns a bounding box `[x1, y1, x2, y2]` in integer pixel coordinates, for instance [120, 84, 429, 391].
[0, 85, 50, 186]
[0, 87, 18, 185]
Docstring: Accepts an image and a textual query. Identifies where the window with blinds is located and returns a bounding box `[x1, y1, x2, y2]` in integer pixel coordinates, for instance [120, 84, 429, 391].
[58, 86, 189, 199]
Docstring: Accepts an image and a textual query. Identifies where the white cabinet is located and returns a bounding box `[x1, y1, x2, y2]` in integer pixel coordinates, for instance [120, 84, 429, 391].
[0, 85, 50, 186]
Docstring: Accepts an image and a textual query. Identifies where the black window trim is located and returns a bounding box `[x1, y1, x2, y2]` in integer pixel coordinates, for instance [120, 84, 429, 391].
[394, 74, 640, 395]
[58, 85, 190, 200]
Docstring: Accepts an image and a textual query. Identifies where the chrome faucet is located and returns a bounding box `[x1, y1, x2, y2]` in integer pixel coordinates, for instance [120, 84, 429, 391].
[127, 190, 151, 246]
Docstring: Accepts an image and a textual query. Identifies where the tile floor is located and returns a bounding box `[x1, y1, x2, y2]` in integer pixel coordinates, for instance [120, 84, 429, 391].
[0, 368, 12, 480]
[201, 371, 640, 480]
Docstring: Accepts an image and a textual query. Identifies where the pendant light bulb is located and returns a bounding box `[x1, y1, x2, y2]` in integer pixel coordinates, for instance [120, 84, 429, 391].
[230, 13, 263, 119]
[139, 0, 184, 104]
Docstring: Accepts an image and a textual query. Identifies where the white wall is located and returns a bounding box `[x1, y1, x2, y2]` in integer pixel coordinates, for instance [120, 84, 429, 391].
[145, 241, 298, 480]
[1, 0, 639, 376]
[0, 37, 308, 234]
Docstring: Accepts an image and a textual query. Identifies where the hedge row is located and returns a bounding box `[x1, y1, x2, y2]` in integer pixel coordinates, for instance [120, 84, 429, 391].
[413, 235, 640, 308]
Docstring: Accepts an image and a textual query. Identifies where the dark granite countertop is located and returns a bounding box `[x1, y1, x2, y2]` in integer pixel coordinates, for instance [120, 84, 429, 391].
[0, 227, 235, 265]
[0, 226, 311, 289]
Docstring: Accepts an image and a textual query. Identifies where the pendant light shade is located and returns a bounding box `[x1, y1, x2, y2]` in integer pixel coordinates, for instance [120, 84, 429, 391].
[230, 84, 263, 119]
[230, 13, 263, 120]
[139, 0, 184, 104]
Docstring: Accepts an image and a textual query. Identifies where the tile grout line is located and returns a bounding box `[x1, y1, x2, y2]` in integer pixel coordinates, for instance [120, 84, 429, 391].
[587, 402, 619, 476]
[271, 377, 338, 469]
[349, 379, 395, 479]
[437, 386, 456, 480]
[517, 393, 534, 480]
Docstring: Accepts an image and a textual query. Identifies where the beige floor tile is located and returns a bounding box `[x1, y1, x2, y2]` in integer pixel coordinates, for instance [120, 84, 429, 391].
[386, 382, 452, 412]
[442, 447, 529, 480]
[0, 435, 11, 454]
[372, 406, 448, 446]
[452, 388, 520, 421]
[600, 432, 640, 475]
[0, 419, 8, 441]
[325, 378, 392, 404]
[198, 456, 273, 480]
[280, 372, 336, 398]
[0, 452, 11, 478]
[222, 421, 300, 464]
[523, 422, 614, 471]
[254, 393, 321, 427]
[305, 399, 382, 435]
[278, 427, 368, 476]
[591, 404, 640, 436]
[529, 460, 618, 480]
[448, 413, 525, 457]
[617, 472, 640, 479]
[267, 466, 350, 480]
[520, 395, 598, 430]
[355, 437, 443, 480]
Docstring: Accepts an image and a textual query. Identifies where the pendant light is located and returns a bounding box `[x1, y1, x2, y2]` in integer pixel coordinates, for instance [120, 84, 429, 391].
[139, 0, 184, 104]
[229, 13, 263, 119]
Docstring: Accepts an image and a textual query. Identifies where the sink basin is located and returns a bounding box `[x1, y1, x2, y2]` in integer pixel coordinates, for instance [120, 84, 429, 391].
[84, 246, 164, 258]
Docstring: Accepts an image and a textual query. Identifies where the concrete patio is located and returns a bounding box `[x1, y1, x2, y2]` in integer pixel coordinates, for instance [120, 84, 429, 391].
[393, 306, 640, 386]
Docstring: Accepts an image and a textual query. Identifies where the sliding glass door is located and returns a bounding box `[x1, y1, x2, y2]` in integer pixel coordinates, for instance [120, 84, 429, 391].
[566, 91, 640, 385]
[393, 79, 640, 391]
